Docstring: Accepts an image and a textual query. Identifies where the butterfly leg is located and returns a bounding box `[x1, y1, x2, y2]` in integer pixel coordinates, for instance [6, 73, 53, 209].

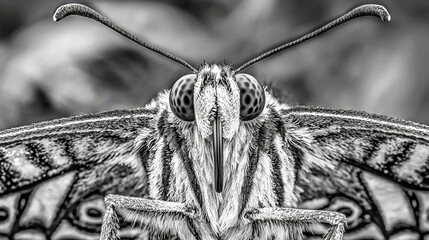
[100, 194, 199, 240]
[244, 208, 346, 240]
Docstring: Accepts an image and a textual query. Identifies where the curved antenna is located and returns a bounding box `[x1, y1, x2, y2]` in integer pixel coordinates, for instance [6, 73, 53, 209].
[235, 4, 391, 73]
[54, 3, 198, 73]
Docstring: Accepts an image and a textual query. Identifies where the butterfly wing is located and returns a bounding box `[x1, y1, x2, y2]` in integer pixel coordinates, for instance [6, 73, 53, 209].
[0, 107, 157, 239]
[283, 106, 429, 239]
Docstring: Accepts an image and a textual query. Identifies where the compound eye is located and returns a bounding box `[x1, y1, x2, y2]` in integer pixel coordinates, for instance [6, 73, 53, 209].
[169, 74, 196, 121]
[236, 74, 265, 121]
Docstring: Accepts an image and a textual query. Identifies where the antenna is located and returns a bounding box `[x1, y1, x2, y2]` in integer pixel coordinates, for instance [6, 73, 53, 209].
[235, 4, 391, 73]
[54, 3, 198, 73]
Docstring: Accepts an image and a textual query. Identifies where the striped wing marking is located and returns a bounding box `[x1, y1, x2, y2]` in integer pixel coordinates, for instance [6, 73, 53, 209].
[282, 106, 429, 191]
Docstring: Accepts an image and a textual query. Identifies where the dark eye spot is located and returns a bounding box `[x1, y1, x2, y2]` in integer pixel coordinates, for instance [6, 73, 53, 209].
[338, 207, 353, 218]
[184, 95, 190, 105]
[251, 83, 256, 89]
[177, 98, 181, 106]
[240, 89, 245, 94]
[253, 100, 257, 106]
[181, 107, 187, 114]
[245, 95, 251, 104]
[248, 107, 253, 114]
[0, 207, 8, 222]
[179, 90, 184, 96]
[249, 89, 255, 95]
[181, 83, 187, 90]
[244, 82, 250, 88]
[187, 89, 193, 95]
[87, 208, 103, 218]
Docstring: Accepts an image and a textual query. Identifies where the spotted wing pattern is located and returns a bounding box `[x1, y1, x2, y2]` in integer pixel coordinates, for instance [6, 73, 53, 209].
[284, 106, 429, 239]
[0, 107, 158, 239]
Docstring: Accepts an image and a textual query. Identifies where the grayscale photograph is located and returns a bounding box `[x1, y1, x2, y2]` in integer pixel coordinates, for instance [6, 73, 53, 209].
[0, 1, 428, 239]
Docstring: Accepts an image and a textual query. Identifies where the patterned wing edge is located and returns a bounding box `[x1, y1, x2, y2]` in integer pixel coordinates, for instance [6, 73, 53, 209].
[282, 106, 429, 239]
[0, 106, 158, 239]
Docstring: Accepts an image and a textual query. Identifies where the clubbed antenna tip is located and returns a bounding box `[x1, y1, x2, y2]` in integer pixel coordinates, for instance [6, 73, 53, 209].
[362, 4, 391, 22]
[53, 4, 78, 22]
[353, 4, 391, 22]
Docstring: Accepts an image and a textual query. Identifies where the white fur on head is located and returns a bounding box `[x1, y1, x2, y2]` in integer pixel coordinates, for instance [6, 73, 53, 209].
[217, 69, 240, 139]
[194, 64, 240, 139]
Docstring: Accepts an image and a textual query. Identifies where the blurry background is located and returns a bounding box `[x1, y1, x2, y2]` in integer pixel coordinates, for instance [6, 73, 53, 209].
[0, 0, 428, 129]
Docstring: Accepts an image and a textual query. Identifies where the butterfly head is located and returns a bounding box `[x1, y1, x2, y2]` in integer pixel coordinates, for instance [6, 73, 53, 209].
[169, 63, 266, 192]
[170, 64, 266, 136]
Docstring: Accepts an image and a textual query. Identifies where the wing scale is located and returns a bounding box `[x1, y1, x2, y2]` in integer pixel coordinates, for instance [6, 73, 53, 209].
[283, 106, 429, 191]
[284, 106, 429, 238]
[0, 106, 158, 238]
[0, 107, 156, 195]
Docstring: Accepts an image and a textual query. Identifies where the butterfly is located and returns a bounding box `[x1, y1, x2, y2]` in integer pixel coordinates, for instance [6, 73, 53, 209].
[0, 2, 427, 240]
